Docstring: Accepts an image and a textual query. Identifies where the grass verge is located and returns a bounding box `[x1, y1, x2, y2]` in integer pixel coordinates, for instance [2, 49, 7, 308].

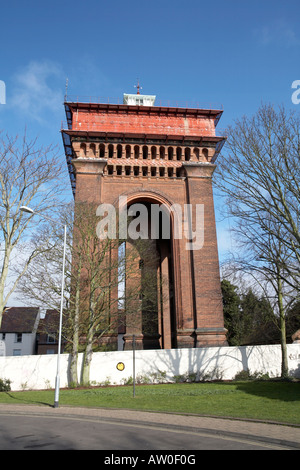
[0, 381, 299, 425]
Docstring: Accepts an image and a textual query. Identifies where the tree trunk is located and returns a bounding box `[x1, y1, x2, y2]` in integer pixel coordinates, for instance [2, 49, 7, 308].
[0, 246, 12, 328]
[81, 330, 93, 386]
[277, 274, 289, 379]
[69, 303, 79, 386]
[68, 261, 82, 386]
[69, 348, 78, 387]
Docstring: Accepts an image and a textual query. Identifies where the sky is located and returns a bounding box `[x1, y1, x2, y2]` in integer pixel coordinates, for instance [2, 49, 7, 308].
[0, 0, 300, 269]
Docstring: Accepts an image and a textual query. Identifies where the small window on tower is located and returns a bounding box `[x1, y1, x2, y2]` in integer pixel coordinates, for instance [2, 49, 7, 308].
[143, 146, 148, 159]
[100, 143, 105, 158]
[117, 144, 122, 158]
[139, 259, 144, 269]
[108, 144, 114, 158]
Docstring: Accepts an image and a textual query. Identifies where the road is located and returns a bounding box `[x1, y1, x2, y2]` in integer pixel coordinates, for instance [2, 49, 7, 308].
[0, 407, 297, 451]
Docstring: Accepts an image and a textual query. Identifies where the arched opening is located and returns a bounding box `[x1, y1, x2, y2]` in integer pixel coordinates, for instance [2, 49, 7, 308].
[120, 197, 177, 350]
[125, 145, 131, 159]
[134, 145, 140, 159]
[90, 143, 96, 157]
[185, 147, 191, 161]
[99, 143, 105, 158]
[80, 143, 86, 158]
[202, 148, 209, 161]
[151, 146, 157, 159]
[108, 144, 114, 158]
[117, 144, 122, 158]
[143, 146, 148, 159]
[193, 147, 199, 160]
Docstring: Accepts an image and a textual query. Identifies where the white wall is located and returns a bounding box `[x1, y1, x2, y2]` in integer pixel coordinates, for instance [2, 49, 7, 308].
[2, 333, 36, 357]
[0, 344, 299, 391]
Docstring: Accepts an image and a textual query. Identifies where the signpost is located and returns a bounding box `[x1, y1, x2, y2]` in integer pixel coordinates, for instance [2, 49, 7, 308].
[133, 334, 136, 398]
[115, 335, 136, 397]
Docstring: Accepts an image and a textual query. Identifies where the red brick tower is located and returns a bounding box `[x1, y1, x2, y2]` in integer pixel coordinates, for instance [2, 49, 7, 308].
[62, 89, 227, 350]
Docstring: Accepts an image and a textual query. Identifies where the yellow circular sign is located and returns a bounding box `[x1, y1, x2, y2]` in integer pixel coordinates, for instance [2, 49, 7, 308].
[116, 362, 125, 371]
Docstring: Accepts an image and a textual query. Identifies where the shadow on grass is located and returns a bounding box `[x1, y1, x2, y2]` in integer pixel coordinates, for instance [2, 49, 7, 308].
[235, 380, 300, 402]
[4, 391, 53, 407]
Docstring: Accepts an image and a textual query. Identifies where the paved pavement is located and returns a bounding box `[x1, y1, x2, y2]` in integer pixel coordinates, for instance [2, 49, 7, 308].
[0, 403, 299, 450]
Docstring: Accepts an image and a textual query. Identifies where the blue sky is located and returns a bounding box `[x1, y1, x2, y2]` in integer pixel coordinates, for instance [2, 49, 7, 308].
[0, 0, 300, 262]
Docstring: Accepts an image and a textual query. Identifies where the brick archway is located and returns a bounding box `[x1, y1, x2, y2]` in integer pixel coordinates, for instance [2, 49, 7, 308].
[116, 191, 181, 349]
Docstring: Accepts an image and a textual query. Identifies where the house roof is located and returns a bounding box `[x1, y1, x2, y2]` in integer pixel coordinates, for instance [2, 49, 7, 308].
[37, 310, 59, 335]
[0, 307, 39, 333]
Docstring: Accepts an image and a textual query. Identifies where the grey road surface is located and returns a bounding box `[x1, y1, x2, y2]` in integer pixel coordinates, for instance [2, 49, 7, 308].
[0, 411, 296, 451]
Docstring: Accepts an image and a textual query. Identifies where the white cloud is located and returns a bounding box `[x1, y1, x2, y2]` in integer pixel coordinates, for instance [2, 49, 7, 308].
[11, 60, 65, 123]
[254, 20, 300, 47]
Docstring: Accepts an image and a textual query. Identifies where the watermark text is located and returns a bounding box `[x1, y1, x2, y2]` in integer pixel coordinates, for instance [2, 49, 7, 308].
[96, 196, 205, 251]
[291, 80, 300, 104]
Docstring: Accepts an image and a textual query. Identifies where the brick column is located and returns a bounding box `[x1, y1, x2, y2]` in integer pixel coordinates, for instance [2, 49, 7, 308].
[182, 162, 227, 347]
[174, 236, 195, 348]
[123, 240, 143, 350]
[72, 158, 107, 203]
[160, 242, 172, 349]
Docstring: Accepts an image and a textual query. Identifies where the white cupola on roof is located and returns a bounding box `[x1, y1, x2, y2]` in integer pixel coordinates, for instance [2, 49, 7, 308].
[123, 80, 156, 106]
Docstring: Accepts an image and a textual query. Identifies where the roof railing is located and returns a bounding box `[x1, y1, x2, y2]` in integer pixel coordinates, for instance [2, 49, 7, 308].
[64, 95, 223, 111]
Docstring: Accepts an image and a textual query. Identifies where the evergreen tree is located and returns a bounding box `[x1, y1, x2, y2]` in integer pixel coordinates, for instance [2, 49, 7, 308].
[285, 301, 300, 341]
[240, 289, 278, 345]
[221, 280, 279, 346]
[221, 279, 241, 346]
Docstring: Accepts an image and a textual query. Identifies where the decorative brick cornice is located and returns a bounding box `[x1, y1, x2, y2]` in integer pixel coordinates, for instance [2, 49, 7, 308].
[71, 158, 107, 175]
[182, 162, 216, 178]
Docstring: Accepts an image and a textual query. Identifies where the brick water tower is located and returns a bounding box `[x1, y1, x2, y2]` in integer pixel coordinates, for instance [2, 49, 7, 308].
[62, 87, 227, 350]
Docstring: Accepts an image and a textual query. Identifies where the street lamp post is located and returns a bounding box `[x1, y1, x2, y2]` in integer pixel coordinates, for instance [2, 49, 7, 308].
[20, 206, 67, 408]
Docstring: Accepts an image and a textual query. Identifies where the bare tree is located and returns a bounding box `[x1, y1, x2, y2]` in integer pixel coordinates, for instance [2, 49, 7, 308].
[221, 224, 293, 377]
[72, 206, 164, 385]
[0, 132, 65, 327]
[216, 104, 300, 289]
[216, 103, 300, 378]
[19, 202, 164, 386]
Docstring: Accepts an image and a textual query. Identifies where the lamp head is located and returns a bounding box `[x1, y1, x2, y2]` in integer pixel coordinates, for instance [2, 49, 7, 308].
[20, 206, 34, 214]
